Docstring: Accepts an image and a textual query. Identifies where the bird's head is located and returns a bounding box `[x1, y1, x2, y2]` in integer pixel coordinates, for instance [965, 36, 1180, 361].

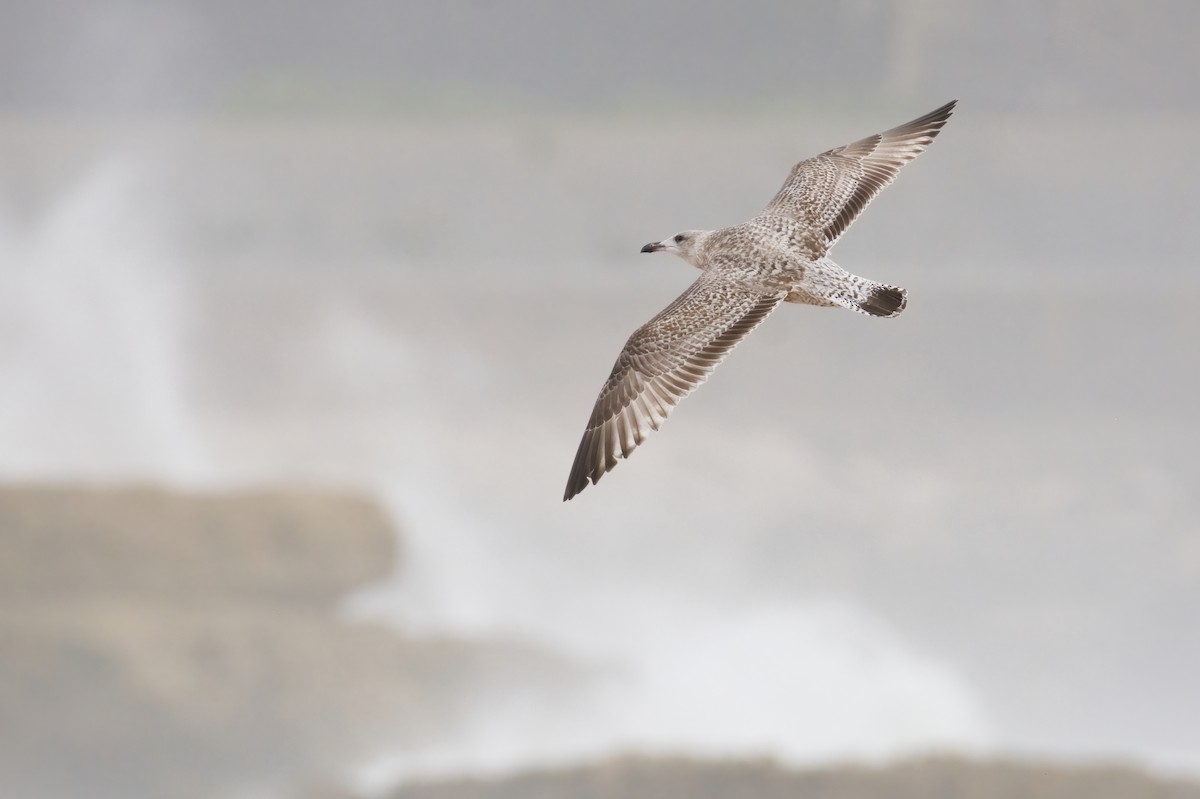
[641, 230, 709, 268]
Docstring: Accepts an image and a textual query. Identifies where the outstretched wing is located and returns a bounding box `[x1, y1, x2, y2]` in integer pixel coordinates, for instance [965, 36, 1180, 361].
[765, 99, 956, 247]
[564, 271, 784, 501]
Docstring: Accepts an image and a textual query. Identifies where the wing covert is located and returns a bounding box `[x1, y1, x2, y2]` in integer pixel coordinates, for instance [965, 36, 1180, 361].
[564, 272, 783, 500]
[765, 99, 956, 247]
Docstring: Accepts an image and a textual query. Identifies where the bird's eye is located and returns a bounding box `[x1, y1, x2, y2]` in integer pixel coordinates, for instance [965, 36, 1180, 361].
[673, 234, 685, 243]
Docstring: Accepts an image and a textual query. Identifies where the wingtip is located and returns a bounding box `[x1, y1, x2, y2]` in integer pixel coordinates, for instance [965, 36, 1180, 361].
[919, 99, 957, 126]
[931, 99, 958, 122]
[563, 471, 599, 502]
[563, 447, 600, 502]
[563, 468, 585, 502]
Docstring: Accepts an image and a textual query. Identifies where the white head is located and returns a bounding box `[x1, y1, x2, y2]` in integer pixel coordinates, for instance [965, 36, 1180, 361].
[641, 229, 709, 268]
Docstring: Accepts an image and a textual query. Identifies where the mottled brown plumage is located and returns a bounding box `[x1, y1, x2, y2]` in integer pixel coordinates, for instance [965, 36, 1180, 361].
[564, 101, 956, 500]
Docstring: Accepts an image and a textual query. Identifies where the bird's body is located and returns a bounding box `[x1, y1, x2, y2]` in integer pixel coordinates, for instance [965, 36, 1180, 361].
[564, 101, 956, 501]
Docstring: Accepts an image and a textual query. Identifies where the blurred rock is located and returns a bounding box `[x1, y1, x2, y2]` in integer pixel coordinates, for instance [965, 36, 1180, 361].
[377, 755, 1200, 799]
[0, 485, 394, 602]
[0, 484, 578, 799]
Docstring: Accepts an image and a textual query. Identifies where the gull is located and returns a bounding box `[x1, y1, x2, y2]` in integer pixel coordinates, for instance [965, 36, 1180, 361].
[564, 100, 956, 501]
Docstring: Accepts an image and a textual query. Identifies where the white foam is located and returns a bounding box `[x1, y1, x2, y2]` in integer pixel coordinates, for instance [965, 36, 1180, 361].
[0, 156, 206, 483]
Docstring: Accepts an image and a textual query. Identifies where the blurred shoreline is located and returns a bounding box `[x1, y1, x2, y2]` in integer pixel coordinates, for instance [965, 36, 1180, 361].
[0, 482, 584, 799]
[3, 481, 1197, 799]
[371, 754, 1200, 799]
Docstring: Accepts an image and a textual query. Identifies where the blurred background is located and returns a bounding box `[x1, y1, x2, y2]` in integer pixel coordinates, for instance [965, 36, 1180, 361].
[2, 2, 1198, 798]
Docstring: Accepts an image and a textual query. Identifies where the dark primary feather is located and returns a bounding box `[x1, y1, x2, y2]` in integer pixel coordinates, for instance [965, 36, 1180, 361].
[564, 272, 783, 501]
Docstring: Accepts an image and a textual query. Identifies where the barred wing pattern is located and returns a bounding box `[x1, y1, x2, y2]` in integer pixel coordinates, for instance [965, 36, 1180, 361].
[766, 99, 956, 247]
[564, 272, 784, 500]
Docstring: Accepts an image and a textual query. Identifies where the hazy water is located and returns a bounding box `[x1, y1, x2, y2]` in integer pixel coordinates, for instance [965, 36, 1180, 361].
[1, 115, 1198, 791]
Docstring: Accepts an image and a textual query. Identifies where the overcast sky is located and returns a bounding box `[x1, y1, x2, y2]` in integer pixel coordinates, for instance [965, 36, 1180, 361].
[2, 0, 1197, 114]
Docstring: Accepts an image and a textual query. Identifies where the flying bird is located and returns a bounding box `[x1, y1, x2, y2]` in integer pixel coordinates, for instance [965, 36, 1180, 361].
[564, 100, 956, 501]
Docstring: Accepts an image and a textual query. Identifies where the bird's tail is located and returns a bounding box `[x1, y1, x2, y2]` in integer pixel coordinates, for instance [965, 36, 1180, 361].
[797, 257, 907, 318]
[852, 279, 907, 317]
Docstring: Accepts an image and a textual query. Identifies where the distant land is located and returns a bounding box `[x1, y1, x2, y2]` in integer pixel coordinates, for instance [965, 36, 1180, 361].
[0, 484, 580, 799]
[368, 755, 1200, 799]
